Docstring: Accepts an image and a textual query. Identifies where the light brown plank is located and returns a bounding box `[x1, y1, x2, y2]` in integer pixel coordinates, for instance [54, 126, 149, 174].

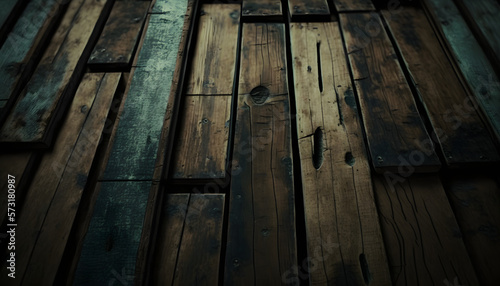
[242, 0, 282, 19]
[290, 22, 391, 286]
[339, 13, 441, 173]
[172, 95, 231, 179]
[382, 8, 499, 166]
[185, 4, 240, 95]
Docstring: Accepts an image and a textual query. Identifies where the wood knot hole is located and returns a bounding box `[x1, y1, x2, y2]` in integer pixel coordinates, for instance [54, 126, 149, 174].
[313, 127, 324, 169]
[250, 86, 269, 104]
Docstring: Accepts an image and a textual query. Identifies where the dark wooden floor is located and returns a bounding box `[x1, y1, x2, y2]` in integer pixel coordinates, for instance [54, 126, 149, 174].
[0, 0, 499, 285]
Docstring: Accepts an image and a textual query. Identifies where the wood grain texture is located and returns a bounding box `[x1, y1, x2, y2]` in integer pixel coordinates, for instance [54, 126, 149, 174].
[373, 174, 479, 286]
[0, 0, 109, 148]
[185, 4, 240, 95]
[442, 171, 500, 285]
[224, 23, 298, 285]
[242, 0, 282, 19]
[339, 13, 440, 173]
[0, 73, 115, 285]
[333, 0, 375, 12]
[288, 0, 330, 20]
[172, 95, 231, 179]
[382, 8, 500, 166]
[423, 0, 500, 142]
[88, 1, 149, 70]
[290, 22, 391, 286]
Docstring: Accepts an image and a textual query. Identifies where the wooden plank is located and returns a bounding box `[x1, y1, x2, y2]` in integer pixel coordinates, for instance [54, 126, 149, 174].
[224, 23, 297, 285]
[382, 8, 500, 166]
[88, 1, 149, 70]
[339, 13, 441, 173]
[151, 194, 189, 286]
[290, 22, 391, 285]
[442, 171, 500, 285]
[21, 73, 121, 286]
[242, 0, 282, 20]
[288, 0, 330, 21]
[185, 4, 240, 95]
[173, 194, 225, 286]
[0, 73, 117, 285]
[0, 0, 110, 148]
[172, 95, 231, 179]
[423, 0, 500, 142]
[333, 0, 375, 12]
[0, 0, 28, 46]
[73, 181, 151, 285]
[373, 174, 479, 285]
[102, 0, 188, 181]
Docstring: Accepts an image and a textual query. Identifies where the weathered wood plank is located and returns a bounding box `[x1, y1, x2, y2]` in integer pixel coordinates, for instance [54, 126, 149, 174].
[373, 174, 479, 285]
[224, 23, 298, 285]
[185, 4, 240, 95]
[290, 22, 391, 286]
[288, 0, 330, 21]
[0, 73, 116, 285]
[339, 13, 440, 173]
[173, 194, 225, 286]
[0, 0, 28, 46]
[151, 194, 189, 285]
[88, 1, 149, 70]
[0, 0, 110, 148]
[22, 73, 121, 286]
[382, 8, 500, 166]
[242, 0, 282, 20]
[333, 0, 375, 12]
[423, 0, 500, 142]
[172, 95, 231, 179]
[442, 171, 500, 285]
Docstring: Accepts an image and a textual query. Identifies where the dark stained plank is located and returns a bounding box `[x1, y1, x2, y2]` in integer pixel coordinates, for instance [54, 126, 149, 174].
[88, 1, 149, 70]
[185, 4, 240, 95]
[242, 0, 282, 20]
[22, 73, 121, 286]
[382, 8, 500, 166]
[423, 0, 500, 141]
[288, 0, 330, 21]
[224, 23, 297, 285]
[173, 194, 225, 286]
[333, 0, 375, 12]
[442, 171, 500, 285]
[0, 0, 29, 46]
[373, 174, 479, 285]
[339, 13, 441, 173]
[0, 73, 119, 285]
[0, 0, 111, 148]
[102, 0, 188, 181]
[290, 22, 391, 286]
[172, 95, 231, 179]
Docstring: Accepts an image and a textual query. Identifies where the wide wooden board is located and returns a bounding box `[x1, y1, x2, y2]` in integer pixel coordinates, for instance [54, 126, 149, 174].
[290, 22, 391, 285]
[339, 13, 441, 173]
[185, 4, 240, 95]
[172, 95, 231, 179]
[242, 0, 282, 20]
[382, 8, 499, 166]
[288, 0, 330, 21]
[333, 0, 375, 12]
[224, 23, 298, 285]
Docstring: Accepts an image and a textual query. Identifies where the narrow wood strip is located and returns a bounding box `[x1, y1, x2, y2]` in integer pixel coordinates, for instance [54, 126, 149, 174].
[172, 95, 231, 179]
[88, 1, 149, 70]
[382, 8, 499, 166]
[185, 4, 240, 95]
[333, 0, 375, 12]
[242, 0, 282, 20]
[339, 13, 441, 173]
[288, 0, 330, 21]
[373, 174, 479, 285]
[290, 22, 391, 285]
[224, 23, 297, 285]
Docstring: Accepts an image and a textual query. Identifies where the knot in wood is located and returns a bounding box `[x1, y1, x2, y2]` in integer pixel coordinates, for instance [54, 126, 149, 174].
[249, 86, 269, 104]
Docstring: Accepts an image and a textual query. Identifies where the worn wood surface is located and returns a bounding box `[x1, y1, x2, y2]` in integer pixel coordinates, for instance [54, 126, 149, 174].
[172, 95, 231, 179]
[442, 171, 500, 285]
[288, 0, 330, 21]
[373, 174, 479, 286]
[242, 0, 282, 20]
[0, 0, 110, 148]
[339, 13, 440, 173]
[0, 0, 28, 46]
[423, 0, 500, 141]
[0, 73, 118, 285]
[290, 22, 391, 286]
[224, 23, 298, 285]
[383, 8, 500, 166]
[88, 1, 149, 70]
[333, 0, 375, 12]
[185, 4, 239, 95]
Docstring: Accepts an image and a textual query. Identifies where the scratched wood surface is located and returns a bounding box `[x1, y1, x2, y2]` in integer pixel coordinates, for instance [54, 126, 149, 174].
[288, 0, 330, 21]
[242, 0, 282, 20]
[290, 22, 391, 286]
